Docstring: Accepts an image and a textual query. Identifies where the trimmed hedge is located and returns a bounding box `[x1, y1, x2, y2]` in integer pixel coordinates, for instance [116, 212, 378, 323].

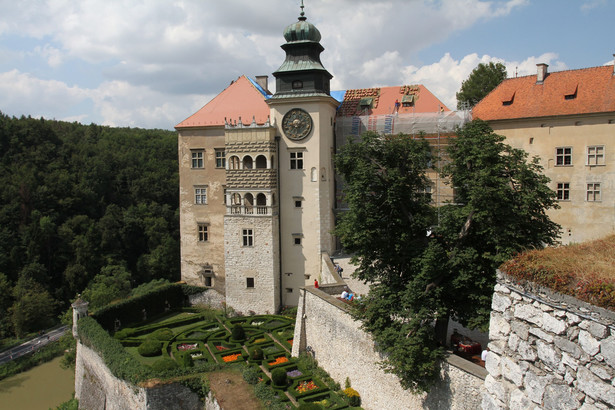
[137, 339, 162, 357]
[78, 316, 153, 384]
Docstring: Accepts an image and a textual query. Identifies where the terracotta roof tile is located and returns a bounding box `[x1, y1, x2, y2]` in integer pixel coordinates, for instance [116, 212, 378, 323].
[473, 65, 615, 121]
[337, 84, 450, 117]
[175, 76, 270, 129]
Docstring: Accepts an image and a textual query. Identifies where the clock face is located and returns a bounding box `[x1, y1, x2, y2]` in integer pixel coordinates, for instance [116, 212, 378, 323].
[282, 108, 312, 141]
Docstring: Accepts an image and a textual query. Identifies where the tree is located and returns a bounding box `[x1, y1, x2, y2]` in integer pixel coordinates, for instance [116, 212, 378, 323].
[456, 62, 507, 109]
[334, 122, 560, 392]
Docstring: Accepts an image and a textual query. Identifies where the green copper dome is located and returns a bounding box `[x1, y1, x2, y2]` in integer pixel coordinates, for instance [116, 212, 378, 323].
[283, 16, 321, 43]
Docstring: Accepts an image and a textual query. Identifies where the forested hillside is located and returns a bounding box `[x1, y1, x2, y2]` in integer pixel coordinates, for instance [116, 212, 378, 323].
[0, 112, 179, 338]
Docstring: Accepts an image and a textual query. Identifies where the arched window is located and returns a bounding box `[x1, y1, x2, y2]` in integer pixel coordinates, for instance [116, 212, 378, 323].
[229, 156, 240, 170]
[256, 193, 267, 215]
[244, 193, 254, 214]
[243, 156, 253, 169]
[255, 155, 267, 169]
[231, 193, 241, 214]
[311, 167, 317, 182]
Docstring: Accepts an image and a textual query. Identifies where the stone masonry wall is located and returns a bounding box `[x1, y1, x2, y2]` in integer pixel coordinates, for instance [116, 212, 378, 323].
[293, 287, 486, 410]
[75, 342, 201, 410]
[483, 271, 615, 409]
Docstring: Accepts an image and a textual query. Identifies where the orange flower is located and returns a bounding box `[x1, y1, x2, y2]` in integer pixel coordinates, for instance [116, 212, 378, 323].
[222, 353, 242, 362]
[268, 356, 289, 366]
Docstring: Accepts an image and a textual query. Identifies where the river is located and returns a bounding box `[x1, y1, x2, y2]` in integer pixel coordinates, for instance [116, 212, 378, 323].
[0, 356, 74, 410]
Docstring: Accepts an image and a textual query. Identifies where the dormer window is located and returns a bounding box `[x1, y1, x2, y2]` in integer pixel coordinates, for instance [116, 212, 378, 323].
[359, 97, 373, 110]
[564, 85, 578, 100]
[401, 94, 415, 107]
[502, 91, 515, 106]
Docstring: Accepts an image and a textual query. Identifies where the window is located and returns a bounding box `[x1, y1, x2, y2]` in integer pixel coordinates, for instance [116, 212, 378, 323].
[420, 186, 433, 202]
[229, 156, 240, 170]
[242, 229, 254, 247]
[587, 183, 601, 202]
[198, 224, 208, 242]
[556, 183, 570, 201]
[195, 186, 207, 204]
[246, 278, 254, 288]
[285, 288, 293, 293]
[204, 276, 212, 287]
[215, 149, 226, 168]
[191, 150, 204, 168]
[555, 147, 572, 166]
[295, 200, 302, 208]
[290, 151, 304, 169]
[292, 80, 303, 89]
[587, 146, 605, 166]
[294, 237, 301, 245]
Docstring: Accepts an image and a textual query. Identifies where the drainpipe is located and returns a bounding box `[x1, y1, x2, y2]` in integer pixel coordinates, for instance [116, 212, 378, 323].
[276, 135, 283, 311]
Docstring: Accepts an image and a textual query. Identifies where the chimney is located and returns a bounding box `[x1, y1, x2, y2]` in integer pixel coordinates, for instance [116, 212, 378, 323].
[255, 75, 270, 94]
[536, 63, 548, 83]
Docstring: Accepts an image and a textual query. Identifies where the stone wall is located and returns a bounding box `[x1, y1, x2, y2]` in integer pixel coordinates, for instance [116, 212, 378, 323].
[483, 271, 615, 409]
[292, 287, 486, 410]
[75, 342, 201, 410]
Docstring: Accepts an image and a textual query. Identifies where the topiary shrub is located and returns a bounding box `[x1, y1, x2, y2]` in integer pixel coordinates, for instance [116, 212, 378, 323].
[344, 387, 361, 407]
[113, 328, 134, 339]
[151, 358, 179, 372]
[151, 327, 174, 341]
[138, 338, 163, 357]
[231, 324, 246, 341]
[271, 367, 287, 387]
[176, 351, 194, 368]
[250, 346, 263, 361]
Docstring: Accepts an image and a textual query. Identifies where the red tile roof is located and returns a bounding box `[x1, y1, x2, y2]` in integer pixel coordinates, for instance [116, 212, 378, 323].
[337, 84, 450, 117]
[175, 75, 270, 129]
[473, 65, 615, 121]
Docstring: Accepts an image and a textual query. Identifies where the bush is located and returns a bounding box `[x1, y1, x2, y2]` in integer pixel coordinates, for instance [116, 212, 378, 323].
[250, 346, 263, 361]
[151, 358, 179, 372]
[138, 339, 162, 357]
[231, 324, 245, 341]
[241, 364, 261, 385]
[176, 351, 194, 368]
[113, 328, 134, 339]
[151, 327, 174, 341]
[344, 387, 361, 407]
[271, 367, 287, 387]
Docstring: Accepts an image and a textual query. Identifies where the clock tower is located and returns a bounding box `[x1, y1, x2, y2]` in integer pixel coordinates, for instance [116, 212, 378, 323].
[269, 4, 339, 305]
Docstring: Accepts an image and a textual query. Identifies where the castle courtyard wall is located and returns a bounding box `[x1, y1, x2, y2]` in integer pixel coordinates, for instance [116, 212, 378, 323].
[292, 287, 486, 409]
[483, 271, 615, 409]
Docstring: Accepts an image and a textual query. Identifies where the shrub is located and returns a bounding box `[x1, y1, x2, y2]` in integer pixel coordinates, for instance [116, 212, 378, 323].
[344, 387, 361, 407]
[241, 364, 261, 385]
[250, 346, 263, 361]
[231, 324, 245, 341]
[151, 358, 179, 372]
[176, 351, 194, 368]
[138, 338, 162, 357]
[271, 367, 287, 387]
[151, 327, 174, 341]
[113, 328, 134, 339]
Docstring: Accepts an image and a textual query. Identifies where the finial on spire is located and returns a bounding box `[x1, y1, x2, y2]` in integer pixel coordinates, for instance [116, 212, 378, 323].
[299, 0, 306, 20]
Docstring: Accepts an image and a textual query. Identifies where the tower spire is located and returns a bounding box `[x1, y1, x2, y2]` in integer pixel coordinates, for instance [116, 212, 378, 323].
[299, 0, 306, 21]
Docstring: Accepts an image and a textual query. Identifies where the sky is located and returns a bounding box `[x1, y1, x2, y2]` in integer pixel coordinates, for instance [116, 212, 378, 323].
[0, 0, 613, 130]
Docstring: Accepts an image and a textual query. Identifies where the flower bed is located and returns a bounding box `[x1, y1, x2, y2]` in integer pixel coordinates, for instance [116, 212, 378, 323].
[222, 353, 242, 363]
[177, 343, 198, 351]
[288, 376, 327, 399]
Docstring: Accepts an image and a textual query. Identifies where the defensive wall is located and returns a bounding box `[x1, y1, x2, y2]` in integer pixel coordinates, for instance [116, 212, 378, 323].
[292, 285, 487, 410]
[483, 271, 615, 409]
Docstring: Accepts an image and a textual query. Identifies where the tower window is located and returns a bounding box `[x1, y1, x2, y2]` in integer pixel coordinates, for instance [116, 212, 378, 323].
[290, 151, 304, 169]
[215, 149, 226, 168]
[292, 80, 303, 89]
[198, 224, 208, 242]
[242, 229, 254, 247]
[191, 150, 204, 168]
[246, 278, 255, 288]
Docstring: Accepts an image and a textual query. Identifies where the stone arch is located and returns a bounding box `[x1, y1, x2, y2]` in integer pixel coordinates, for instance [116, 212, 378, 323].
[229, 155, 240, 170]
[243, 155, 253, 169]
[255, 155, 267, 169]
[256, 193, 267, 206]
[244, 193, 254, 214]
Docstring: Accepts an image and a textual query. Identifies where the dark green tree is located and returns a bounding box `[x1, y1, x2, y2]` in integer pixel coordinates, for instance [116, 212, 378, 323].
[456, 62, 507, 109]
[334, 122, 560, 392]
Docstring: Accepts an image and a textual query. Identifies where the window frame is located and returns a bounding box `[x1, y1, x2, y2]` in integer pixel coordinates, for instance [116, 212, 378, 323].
[191, 149, 204, 169]
[586, 145, 605, 166]
[586, 183, 601, 202]
[194, 186, 207, 205]
[197, 223, 209, 242]
[555, 147, 572, 166]
[290, 151, 304, 170]
[242, 228, 254, 247]
[556, 182, 570, 201]
[215, 149, 226, 168]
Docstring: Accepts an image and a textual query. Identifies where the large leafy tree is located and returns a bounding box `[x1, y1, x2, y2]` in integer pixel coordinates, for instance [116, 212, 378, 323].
[456, 62, 507, 109]
[334, 121, 560, 392]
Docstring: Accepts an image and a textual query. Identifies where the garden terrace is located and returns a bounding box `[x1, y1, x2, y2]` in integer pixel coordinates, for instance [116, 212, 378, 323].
[79, 306, 360, 408]
[500, 234, 615, 310]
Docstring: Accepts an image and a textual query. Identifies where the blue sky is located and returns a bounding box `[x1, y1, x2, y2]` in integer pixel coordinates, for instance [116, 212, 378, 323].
[0, 0, 613, 130]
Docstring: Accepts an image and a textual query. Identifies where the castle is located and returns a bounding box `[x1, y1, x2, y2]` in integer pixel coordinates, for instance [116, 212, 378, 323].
[175, 5, 464, 314]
